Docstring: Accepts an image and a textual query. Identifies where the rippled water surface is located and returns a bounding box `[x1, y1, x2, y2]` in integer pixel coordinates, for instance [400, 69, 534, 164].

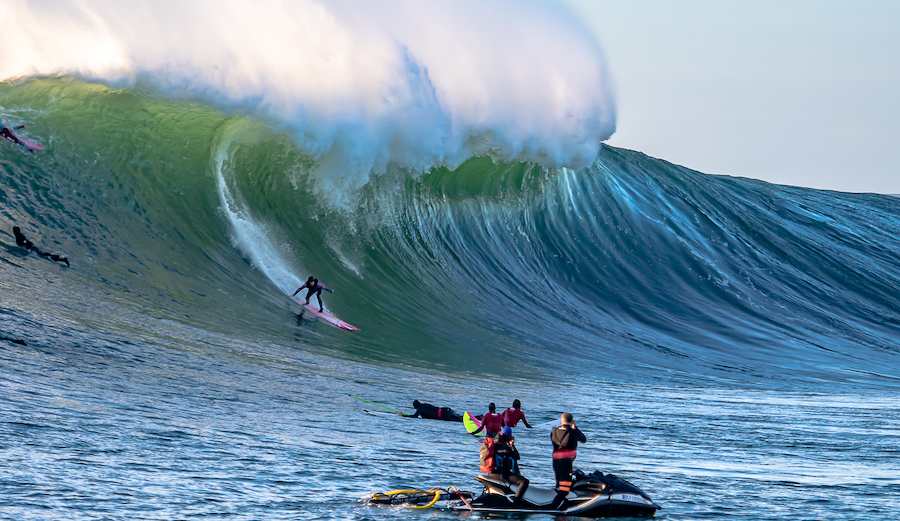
[2, 267, 898, 520]
[3, 76, 900, 521]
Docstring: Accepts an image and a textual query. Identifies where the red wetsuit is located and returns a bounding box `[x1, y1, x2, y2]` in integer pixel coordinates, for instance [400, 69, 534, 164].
[502, 407, 529, 427]
[477, 411, 505, 435]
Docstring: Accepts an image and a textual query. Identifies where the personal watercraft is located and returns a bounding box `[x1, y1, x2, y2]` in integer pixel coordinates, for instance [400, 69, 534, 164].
[450, 469, 659, 517]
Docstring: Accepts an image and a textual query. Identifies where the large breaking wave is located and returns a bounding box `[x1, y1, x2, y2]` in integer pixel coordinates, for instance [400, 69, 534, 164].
[3, 0, 900, 387]
[3, 0, 615, 202]
[2, 76, 900, 388]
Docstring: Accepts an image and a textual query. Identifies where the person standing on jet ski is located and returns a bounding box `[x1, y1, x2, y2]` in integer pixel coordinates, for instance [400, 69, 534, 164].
[400, 400, 464, 422]
[551, 412, 586, 494]
[471, 402, 506, 438]
[485, 426, 529, 503]
[502, 399, 533, 429]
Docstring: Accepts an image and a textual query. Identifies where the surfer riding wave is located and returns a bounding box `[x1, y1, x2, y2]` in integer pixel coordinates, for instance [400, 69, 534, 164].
[291, 276, 333, 312]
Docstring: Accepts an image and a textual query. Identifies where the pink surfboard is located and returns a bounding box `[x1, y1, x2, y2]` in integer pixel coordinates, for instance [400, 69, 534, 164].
[2, 135, 43, 150]
[18, 137, 44, 151]
[290, 296, 359, 331]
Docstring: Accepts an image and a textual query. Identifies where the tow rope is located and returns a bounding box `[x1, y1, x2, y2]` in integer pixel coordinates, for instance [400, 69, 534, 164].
[367, 487, 474, 510]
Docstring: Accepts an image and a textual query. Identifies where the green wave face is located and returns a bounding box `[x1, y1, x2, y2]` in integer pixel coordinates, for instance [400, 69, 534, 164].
[4, 77, 900, 384]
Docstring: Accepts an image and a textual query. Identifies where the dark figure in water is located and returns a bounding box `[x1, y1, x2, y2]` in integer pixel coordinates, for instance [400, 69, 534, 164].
[291, 276, 333, 312]
[0, 122, 25, 144]
[13, 226, 69, 266]
[1, 123, 35, 155]
[400, 400, 464, 422]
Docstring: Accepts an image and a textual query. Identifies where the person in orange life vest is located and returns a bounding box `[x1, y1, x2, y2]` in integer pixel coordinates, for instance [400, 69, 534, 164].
[480, 426, 529, 502]
[550, 412, 586, 493]
[471, 402, 505, 437]
[502, 399, 533, 429]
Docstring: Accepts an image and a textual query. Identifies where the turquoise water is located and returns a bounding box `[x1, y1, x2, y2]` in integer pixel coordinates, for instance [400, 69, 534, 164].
[2, 77, 899, 520]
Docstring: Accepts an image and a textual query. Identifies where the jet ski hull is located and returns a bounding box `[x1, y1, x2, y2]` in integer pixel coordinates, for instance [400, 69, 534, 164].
[452, 469, 659, 517]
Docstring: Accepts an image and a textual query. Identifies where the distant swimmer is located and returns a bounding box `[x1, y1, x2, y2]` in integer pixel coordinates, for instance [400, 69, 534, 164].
[291, 276, 333, 312]
[0, 122, 25, 145]
[0, 122, 35, 155]
[400, 400, 464, 422]
[12, 226, 69, 266]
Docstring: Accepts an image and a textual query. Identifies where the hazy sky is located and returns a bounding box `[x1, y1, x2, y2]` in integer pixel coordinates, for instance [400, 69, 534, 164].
[565, 0, 900, 194]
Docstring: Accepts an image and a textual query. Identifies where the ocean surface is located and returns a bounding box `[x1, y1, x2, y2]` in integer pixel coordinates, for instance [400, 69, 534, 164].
[2, 30, 900, 521]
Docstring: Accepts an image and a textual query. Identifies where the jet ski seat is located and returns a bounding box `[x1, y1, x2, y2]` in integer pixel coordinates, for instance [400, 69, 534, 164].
[475, 475, 562, 506]
[522, 486, 562, 506]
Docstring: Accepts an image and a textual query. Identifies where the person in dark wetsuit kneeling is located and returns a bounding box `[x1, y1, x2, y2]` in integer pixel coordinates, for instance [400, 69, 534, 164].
[291, 276, 333, 312]
[485, 426, 530, 504]
[400, 400, 464, 422]
[551, 412, 586, 498]
[12, 226, 69, 266]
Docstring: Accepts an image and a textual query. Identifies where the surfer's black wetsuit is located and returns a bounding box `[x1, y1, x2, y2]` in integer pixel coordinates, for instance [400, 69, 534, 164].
[292, 278, 333, 312]
[305, 284, 330, 309]
[404, 402, 464, 422]
[551, 423, 586, 493]
[12, 226, 69, 266]
[13, 227, 35, 250]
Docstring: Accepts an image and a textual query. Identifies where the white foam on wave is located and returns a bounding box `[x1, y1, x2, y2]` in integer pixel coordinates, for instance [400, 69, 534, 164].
[211, 122, 307, 296]
[3, 0, 616, 201]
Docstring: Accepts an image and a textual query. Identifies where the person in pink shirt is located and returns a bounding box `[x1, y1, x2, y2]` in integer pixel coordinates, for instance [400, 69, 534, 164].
[502, 399, 533, 429]
[471, 402, 506, 437]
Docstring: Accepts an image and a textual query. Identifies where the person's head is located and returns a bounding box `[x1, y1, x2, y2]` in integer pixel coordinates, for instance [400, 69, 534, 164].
[512, 399, 521, 409]
[412, 400, 421, 408]
[307, 276, 314, 282]
[561, 412, 574, 425]
[488, 402, 496, 412]
[499, 425, 514, 442]
[312, 278, 319, 286]
[13, 226, 20, 234]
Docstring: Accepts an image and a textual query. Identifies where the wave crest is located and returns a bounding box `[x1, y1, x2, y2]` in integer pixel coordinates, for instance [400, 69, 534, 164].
[3, 0, 616, 200]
